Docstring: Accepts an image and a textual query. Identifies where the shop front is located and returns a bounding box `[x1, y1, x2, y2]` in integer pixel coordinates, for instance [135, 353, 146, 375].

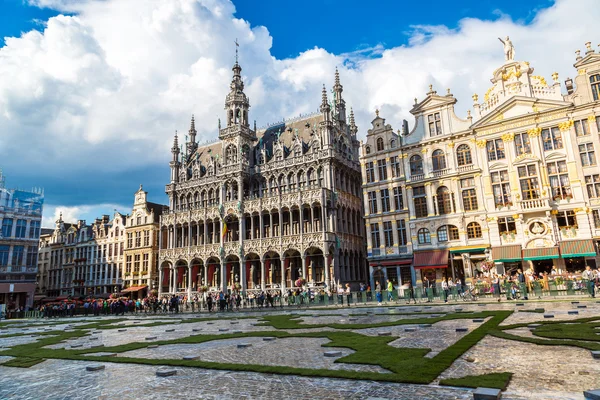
[369, 258, 413, 289]
[413, 250, 449, 286]
[448, 245, 490, 281]
[522, 247, 560, 274]
[559, 239, 597, 272]
[492, 244, 523, 275]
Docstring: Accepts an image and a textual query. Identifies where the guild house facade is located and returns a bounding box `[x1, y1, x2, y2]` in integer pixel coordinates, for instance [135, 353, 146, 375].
[362, 38, 600, 287]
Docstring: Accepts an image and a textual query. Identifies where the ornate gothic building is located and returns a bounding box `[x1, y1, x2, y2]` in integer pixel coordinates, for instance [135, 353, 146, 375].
[158, 60, 366, 296]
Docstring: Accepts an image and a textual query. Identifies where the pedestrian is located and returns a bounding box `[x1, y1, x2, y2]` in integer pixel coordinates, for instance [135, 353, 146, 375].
[386, 279, 394, 303]
[517, 269, 528, 300]
[582, 266, 596, 298]
[442, 277, 449, 303]
[406, 281, 417, 304]
[375, 280, 382, 305]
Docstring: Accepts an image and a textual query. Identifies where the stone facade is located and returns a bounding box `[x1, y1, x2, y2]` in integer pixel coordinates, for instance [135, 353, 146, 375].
[40, 213, 125, 299]
[158, 61, 366, 296]
[122, 185, 163, 296]
[0, 171, 44, 310]
[361, 40, 600, 286]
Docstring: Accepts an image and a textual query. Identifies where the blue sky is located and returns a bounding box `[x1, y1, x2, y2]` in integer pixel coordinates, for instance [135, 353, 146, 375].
[0, 0, 593, 226]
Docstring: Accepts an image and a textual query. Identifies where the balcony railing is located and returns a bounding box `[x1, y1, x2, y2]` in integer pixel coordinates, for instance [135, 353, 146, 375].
[519, 197, 549, 210]
[432, 169, 450, 178]
[457, 164, 475, 173]
[410, 174, 424, 181]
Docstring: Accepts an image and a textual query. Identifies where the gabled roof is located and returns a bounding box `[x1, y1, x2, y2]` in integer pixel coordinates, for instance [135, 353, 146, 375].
[410, 93, 457, 115]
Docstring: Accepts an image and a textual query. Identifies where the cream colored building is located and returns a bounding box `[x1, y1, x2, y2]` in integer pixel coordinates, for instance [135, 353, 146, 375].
[122, 185, 163, 297]
[362, 39, 600, 286]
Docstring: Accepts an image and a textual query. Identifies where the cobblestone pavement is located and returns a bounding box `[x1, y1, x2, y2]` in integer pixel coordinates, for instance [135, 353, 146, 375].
[0, 359, 473, 400]
[0, 299, 599, 399]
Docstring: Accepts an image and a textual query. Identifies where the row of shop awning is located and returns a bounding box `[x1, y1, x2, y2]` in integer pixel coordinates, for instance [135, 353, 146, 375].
[369, 240, 597, 269]
[492, 240, 597, 262]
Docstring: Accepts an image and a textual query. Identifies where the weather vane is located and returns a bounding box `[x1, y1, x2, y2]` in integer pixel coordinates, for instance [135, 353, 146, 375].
[235, 38, 239, 63]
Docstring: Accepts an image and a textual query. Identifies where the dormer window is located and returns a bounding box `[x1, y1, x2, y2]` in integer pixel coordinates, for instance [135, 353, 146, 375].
[591, 74, 600, 101]
[427, 112, 442, 136]
[376, 137, 384, 151]
[365, 146, 371, 154]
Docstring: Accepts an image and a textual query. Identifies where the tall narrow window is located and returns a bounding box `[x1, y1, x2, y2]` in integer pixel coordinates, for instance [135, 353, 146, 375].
[413, 186, 428, 218]
[29, 220, 41, 239]
[390, 156, 401, 178]
[368, 191, 378, 214]
[15, 219, 27, 238]
[579, 143, 596, 166]
[1, 219, 13, 238]
[491, 170, 511, 207]
[393, 187, 404, 210]
[518, 164, 540, 200]
[585, 174, 600, 199]
[541, 127, 563, 151]
[487, 139, 505, 161]
[427, 112, 442, 136]
[456, 144, 472, 166]
[383, 221, 393, 247]
[461, 177, 478, 212]
[574, 119, 590, 136]
[377, 159, 388, 180]
[436, 186, 451, 215]
[591, 74, 600, 101]
[409, 155, 423, 176]
[514, 132, 531, 156]
[12, 245, 24, 266]
[365, 162, 375, 183]
[0, 245, 9, 266]
[432, 150, 446, 171]
[396, 220, 407, 245]
[437, 226, 448, 242]
[370, 223, 381, 248]
[381, 189, 390, 212]
[376, 137, 384, 151]
[547, 161, 571, 200]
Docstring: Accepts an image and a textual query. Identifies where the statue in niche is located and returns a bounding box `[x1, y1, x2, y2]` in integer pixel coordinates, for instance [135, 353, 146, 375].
[213, 267, 219, 286]
[498, 36, 515, 62]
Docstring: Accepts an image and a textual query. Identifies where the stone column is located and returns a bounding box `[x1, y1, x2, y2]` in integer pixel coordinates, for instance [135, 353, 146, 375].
[158, 268, 163, 296]
[187, 265, 192, 298]
[325, 253, 331, 288]
[260, 258, 266, 290]
[301, 254, 307, 279]
[281, 258, 286, 290]
[240, 256, 247, 292]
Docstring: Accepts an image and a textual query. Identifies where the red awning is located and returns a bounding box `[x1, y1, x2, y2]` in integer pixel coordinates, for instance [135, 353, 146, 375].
[413, 249, 449, 269]
[55, 296, 69, 301]
[369, 259, 413, 267]
[121, 285, 148, 293]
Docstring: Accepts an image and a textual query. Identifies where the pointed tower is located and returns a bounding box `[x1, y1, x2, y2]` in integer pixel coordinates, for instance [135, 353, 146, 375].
[333, 68, 346, 122]
[221, 58, 254, 138]
[320, 85, 333, 148]
[349, 107, 358, 138]
[186, 115, 198, 155]
[170, 131, 181, 183]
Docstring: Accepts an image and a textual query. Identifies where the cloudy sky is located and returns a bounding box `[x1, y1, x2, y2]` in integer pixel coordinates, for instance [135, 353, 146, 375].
[0, 0, 597, 227]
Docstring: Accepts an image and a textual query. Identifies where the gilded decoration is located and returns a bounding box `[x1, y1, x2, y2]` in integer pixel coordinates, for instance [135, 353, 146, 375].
[493, 114, 504, 122]
[476, 140, 487, 148]
[578, 68, 587, 75]
[527, 127, 542, 137]
[501, 132, 515, 142]
[531, 75, 547, 86]
[472, 93, 479, 103]
[558, 120, 574, 132]
[552, 72, 559, 82]
[588, 115, 597, 123]
[484, 86, 495, 102]
[448, 141, 455, 148]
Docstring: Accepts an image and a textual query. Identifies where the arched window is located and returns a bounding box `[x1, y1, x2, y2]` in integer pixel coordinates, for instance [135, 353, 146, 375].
[226, 144, 237, 165]
[417, 228, 431, 244]
[432, 149, 446, 171]
[437, 226, 448, 242]
[365, 146, 371, 154]
[390, 139, 396, 148]
[436, 186, 451, 214]
[448, 225, 460, 240]
[456, 144, 472, 166]
[437, 225, 460, 242]
[591, 74, 600, 101]
[467, 222, 482, 239]
[409, 155, 423, 176]
[376, 137, 384, 151]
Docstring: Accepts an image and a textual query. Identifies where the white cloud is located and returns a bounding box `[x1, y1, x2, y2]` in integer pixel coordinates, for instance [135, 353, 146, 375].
[2, 0, 600, 220]
[42, 203, 130, 228]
